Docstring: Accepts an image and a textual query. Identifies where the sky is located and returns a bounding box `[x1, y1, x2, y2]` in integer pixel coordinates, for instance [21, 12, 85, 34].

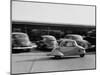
[12, 1, 95, 26]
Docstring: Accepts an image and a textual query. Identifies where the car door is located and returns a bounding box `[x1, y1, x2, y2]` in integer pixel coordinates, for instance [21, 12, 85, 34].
[60, 41, 79, 56]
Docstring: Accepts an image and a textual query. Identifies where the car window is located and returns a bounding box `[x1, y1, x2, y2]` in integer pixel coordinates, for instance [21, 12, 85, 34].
[63, 41, 75, 47]
[15, 34, 27, 39]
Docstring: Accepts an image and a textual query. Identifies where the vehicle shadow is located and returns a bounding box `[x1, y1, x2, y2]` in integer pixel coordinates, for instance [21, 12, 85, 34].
[16, 56, 80, 63]
[50, 56, 80, 60]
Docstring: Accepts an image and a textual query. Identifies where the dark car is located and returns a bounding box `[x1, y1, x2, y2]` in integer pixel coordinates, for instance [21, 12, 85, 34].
[12, 32, 37, 53]
[65, 34, 83, 40]
[84, 30, 96, 45]
[84, 30, 96, 52]
[36, 35, 58, 51]
[64, 34, 90, 49]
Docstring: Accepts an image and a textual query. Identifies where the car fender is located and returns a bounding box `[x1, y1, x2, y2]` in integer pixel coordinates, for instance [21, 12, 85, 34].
[51, 49, 64, 56]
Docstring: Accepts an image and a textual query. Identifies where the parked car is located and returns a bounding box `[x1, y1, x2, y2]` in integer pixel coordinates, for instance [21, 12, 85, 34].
[12, 32, 37, 53]
[86, 45, 96, 52]
[84, 30, 96, 45]
[84, 30, 96, 52]
[64, 34, 90, 49]
[65, 34, 83, 40]
[36, 35, 58, 51]
[49, 39, 86, 58]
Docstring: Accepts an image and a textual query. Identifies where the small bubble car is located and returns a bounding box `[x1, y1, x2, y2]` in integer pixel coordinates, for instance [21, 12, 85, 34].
[50, 39, 86, 58]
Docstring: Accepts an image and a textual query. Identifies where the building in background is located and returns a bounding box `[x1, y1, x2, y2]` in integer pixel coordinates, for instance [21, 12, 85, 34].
[12, 21, 95, 42]
[12, 1, 95, 42]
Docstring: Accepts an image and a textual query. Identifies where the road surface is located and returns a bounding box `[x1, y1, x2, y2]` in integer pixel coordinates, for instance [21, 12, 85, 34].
[11, 52, 96, 74]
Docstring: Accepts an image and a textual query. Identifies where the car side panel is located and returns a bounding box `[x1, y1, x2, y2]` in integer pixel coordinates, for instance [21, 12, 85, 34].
[60, 47, 80, 56]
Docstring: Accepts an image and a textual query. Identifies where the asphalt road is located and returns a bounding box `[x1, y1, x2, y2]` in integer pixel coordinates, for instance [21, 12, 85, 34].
[11, 52, 96, 74]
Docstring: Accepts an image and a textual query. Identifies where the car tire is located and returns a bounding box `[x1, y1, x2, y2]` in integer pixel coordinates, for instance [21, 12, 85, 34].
[24, 49, 31, 52]
[12, 49, 21, 53]
[54, 55, 62, 59]
[80, 54, 85, 57]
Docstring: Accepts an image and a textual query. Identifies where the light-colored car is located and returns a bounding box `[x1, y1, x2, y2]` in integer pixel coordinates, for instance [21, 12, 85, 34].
[49, 39, 86, 58]
[12, 32, 37, 53]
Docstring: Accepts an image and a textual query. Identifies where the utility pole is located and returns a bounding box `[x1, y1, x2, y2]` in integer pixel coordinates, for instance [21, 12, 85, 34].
[47, 27, 50, 35]
[25, 24, 27, 33]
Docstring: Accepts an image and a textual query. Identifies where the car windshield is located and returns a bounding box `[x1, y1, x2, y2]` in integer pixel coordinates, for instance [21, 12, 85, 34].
[13, 34, 27, 39]
[63, 41, 75, 47]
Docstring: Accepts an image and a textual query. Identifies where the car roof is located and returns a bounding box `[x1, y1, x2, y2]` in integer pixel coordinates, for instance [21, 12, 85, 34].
[65, 34, 83, 40]
[60, 38, 76, 42]
[42, 35, 55, 37]
[12, 32, 27, 35]
[42, 35, 56, 41]
[66, 34, 82, 36]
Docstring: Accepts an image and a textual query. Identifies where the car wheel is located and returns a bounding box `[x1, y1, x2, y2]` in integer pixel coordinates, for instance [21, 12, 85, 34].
[12, 49, 21, 53]
[24, 49, 31, 52]
[80, 54, 85, 57]
[54, 55, 62, 59]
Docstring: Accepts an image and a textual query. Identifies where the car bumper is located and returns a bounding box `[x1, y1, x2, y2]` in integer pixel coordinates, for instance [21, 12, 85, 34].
[12, 45, 37, 49]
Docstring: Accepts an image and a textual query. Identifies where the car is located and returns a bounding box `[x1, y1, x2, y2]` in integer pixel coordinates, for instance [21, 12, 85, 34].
[86, 45, 96, 52]
[84, 30, 96, 45]
[12, 32, 37, 53]
[36, 35, 58, 51]
[49, 39, 86, 58]
[65, 34, 83, 40]
[64, 34, 90, 49]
